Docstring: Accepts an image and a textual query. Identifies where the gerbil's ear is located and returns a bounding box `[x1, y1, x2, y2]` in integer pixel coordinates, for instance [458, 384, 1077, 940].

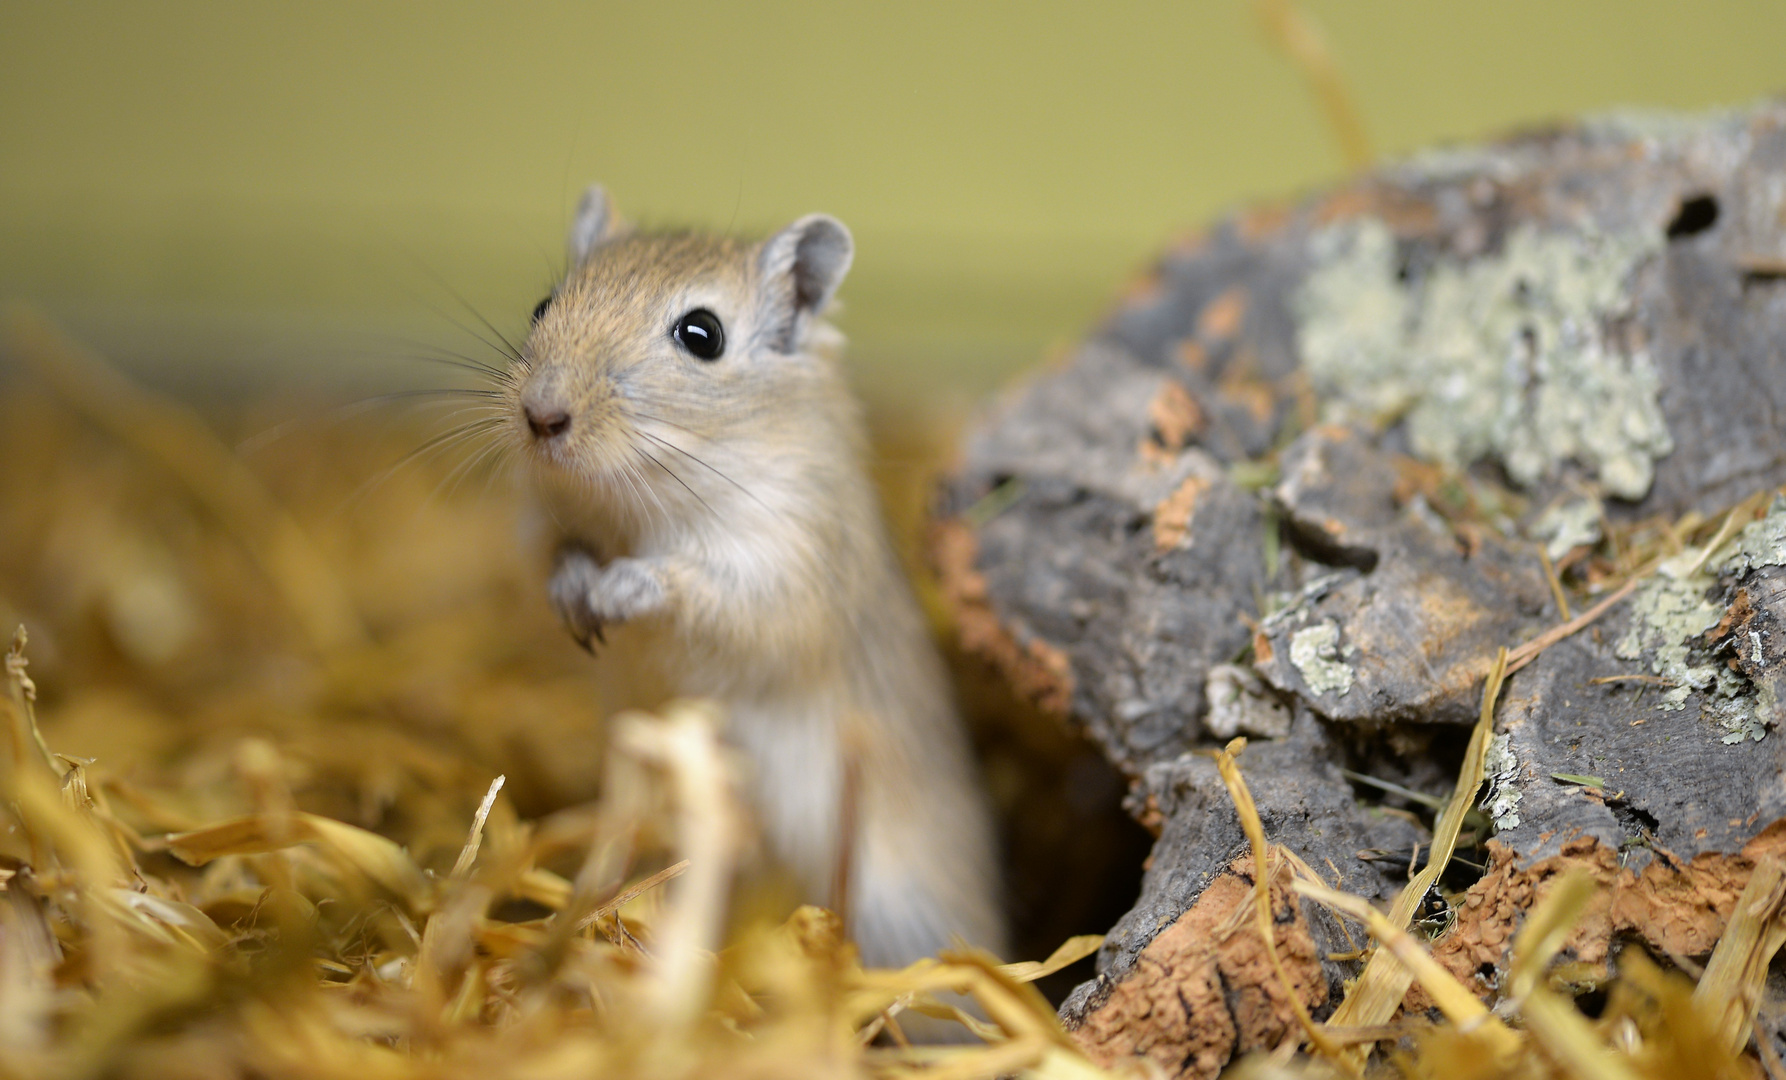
[757, 214, 854, 351]
[568, 184, 619, 264]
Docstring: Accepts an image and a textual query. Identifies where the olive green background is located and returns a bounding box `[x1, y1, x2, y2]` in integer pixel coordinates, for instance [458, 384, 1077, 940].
[4, 1, 1785, 406]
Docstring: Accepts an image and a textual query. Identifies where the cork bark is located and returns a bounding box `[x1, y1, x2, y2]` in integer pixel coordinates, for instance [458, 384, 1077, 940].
[934, 104, 1786, 1075]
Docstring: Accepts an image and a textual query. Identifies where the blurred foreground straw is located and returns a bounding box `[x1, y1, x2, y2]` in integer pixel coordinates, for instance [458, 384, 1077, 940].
[0, 304, 367, 653]
[2, 610, 1132, 1078]
[1253, 0, 1371, 171]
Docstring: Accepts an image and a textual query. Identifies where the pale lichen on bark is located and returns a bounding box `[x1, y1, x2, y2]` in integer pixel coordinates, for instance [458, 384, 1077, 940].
[1288, 621, 1354, 697]
[1294, 218, 1671, 499]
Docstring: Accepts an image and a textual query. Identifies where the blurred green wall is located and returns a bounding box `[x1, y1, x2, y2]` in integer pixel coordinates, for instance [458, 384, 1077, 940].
[4, 1, 1785, 405]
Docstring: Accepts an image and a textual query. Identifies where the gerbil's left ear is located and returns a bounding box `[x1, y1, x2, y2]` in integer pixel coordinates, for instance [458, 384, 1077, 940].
[568, 184, 620, 265]
[757, 214, 853, 351]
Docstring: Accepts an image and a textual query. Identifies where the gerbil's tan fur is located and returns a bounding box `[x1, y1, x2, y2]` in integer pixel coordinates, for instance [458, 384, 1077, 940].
[505, 186, 1005, 967]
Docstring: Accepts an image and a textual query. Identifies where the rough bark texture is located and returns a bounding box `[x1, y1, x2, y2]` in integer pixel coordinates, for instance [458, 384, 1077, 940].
[934, 104, 1786, 1077]
[1070, 853, 1327, 1077]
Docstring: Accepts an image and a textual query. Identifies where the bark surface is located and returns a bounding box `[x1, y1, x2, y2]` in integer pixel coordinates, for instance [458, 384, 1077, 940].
[934, 104, 1786, 1077]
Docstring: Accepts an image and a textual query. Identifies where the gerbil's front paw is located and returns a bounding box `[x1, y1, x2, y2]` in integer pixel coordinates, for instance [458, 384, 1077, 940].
[549, 550, 669, 652]
[589, 557, 669, 622]
[549, 549, 607, 650]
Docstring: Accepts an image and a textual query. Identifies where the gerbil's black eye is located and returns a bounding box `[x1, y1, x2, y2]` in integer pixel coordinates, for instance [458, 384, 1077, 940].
[531, 295, 553, 325]
[674, 308, 726, 361]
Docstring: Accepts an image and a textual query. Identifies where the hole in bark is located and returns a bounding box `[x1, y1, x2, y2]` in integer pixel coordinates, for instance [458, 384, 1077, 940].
[1665, 193, 1719, 239]
[1334, 725, 1472, 812]
[1281, 514, 1380, 574]
[1612, 800, 1660, 838]
[953, 650, 1152, 1006]
[870, 404, 1146, 1006]
[1330, 723, 1491, 890]
[1573, 985, 1608, 1018]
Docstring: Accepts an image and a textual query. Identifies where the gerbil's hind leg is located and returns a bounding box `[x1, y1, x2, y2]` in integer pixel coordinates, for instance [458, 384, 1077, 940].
[849, 818, 1007, 969]
[851, 839, 1006, 1044]
[549, 546, 669, 650]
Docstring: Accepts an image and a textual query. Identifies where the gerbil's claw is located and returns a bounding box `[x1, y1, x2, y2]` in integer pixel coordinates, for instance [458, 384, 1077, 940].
[570, 621, 605, 655]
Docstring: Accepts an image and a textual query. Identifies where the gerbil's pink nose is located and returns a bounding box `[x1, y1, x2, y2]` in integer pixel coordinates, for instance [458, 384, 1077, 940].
[524, 403, 571, 440]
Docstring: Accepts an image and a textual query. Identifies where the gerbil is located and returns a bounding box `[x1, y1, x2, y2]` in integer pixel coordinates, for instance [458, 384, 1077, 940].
[505, 184, 1006, 968]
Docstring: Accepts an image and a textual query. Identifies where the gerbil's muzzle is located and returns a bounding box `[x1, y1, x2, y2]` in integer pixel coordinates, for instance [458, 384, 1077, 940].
[518, 366, 576, 443]
[522, 400, 571, 441]
[513, 364, 626, 474]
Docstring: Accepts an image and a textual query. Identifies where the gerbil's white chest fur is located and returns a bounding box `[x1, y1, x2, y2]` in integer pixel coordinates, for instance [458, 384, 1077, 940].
[504, 185, 1005, 966]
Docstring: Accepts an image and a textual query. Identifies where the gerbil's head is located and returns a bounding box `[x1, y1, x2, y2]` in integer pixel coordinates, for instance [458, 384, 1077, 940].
[508, 184, 853, 504]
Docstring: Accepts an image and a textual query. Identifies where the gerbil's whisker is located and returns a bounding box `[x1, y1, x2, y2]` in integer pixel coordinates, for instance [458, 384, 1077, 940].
[403, 259, 528, 364]
[634, 428, 776, 517]
[433, 433, 510, 504]
[631, 458, 669, 527]
[620, 408, 719, 446]
[633, 442, 713, 514]
[401, 348, 511, 382]
[617, 454, 666, 529]
[356, 329, 515, 380]
[423, 303, 524, 366]
[236, 388, 503, 456]
[401, 416, 506, 465]
[475, 443, 519, 502]
[339, 417, 506, 512]
[453, 303, 526, 367]
[378, 387, 503, 401]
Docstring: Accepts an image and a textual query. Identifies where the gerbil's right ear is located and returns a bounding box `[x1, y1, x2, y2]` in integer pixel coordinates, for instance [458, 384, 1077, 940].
[568, 184, 619, 264]
[757, 214, 854, 352]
